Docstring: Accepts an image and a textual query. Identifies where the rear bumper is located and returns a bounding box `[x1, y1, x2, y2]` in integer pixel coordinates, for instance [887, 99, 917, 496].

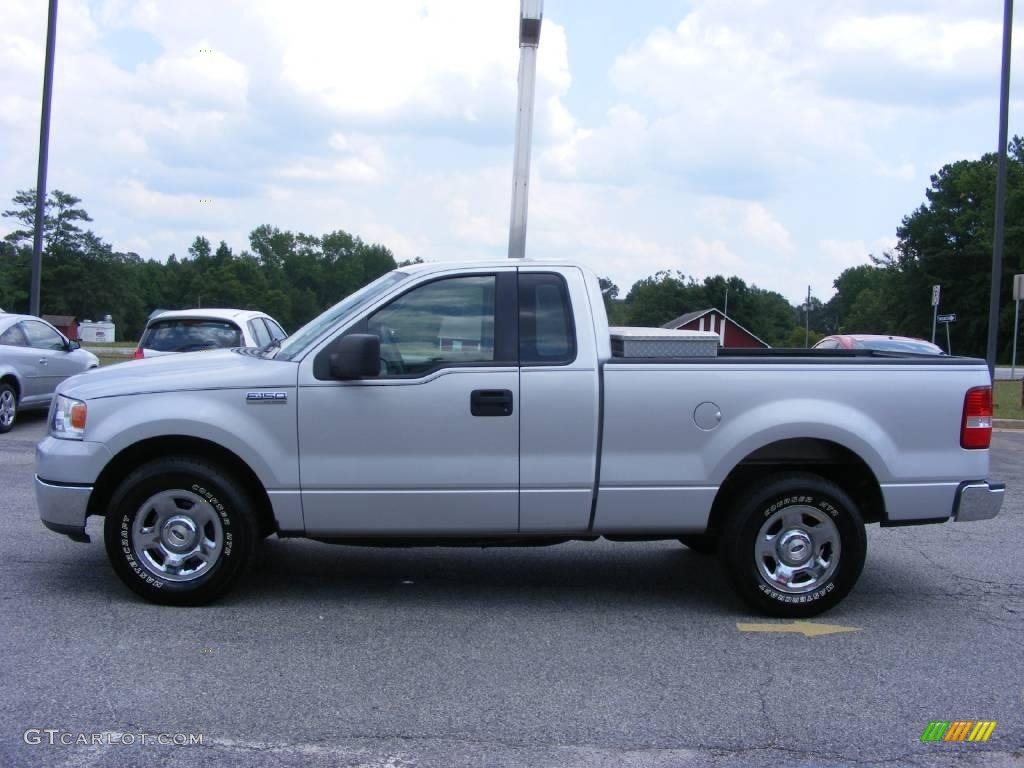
[953, 480, 1004, 522]
[36, 476, 92, 542]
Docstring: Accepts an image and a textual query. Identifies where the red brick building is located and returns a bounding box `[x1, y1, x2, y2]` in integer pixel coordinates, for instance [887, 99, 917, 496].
[662, 309, 769, 349]
[42, 315, 78, 341]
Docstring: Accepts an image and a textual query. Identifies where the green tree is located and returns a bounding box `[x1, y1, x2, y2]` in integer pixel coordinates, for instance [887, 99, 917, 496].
[890, 138, 1024, 358]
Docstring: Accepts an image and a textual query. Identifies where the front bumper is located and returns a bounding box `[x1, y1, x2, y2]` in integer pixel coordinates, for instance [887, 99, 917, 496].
[36, 476, 92, 542]
[35, 436, 111, 542]
[953, 480, 1005, 522]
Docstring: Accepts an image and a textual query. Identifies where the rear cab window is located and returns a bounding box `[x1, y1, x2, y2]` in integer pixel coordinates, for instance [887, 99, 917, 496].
[519, 272, 576, 365]
[141, 319, 243, 352]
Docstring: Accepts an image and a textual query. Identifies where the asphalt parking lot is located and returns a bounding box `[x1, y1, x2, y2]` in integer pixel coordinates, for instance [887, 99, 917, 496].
[1, 411, 1022, 767]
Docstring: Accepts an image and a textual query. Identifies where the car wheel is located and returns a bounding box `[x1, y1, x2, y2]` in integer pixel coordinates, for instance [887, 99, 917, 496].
[0, 383, 16, 434]
[718, 472, 866, 617]
[103, 457, 258, 605]
[678, 534, 718, 554]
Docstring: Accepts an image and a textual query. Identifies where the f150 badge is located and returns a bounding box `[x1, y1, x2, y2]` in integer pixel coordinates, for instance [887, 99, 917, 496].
[246, 392, 287, 403]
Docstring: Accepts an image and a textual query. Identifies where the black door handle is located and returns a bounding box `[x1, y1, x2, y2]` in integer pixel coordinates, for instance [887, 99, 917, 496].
[471, 389, 514, 417]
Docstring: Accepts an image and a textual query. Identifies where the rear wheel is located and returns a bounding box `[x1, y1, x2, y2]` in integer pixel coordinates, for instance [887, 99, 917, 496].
[719, 472, 866, 617]
[103, 457, 258, 605]
[0, 383, 16, 434]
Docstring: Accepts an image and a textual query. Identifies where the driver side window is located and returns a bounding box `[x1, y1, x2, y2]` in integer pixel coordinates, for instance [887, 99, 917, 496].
[24, 321, 66, 350]
[367, 275, 496, 376]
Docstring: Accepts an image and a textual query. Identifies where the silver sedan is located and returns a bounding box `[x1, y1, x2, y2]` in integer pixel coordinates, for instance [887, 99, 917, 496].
[0, 314, 99, 433]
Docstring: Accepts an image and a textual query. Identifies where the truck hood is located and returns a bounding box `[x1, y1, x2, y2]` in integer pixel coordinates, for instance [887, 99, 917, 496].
[60, 349, 297, 400]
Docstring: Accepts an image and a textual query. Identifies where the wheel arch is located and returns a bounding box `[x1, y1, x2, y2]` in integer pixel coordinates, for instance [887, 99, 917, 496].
[706, 437, 885, 534]
[0, 371, 21, 401]
[87, 435, 276, 536]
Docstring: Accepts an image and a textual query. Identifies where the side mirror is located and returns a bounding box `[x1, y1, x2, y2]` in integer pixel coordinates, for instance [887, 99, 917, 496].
[67, 340, 81, 351]
[329, 334, 380, 380]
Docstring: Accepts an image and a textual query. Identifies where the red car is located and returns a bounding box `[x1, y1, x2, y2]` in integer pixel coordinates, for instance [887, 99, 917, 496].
[814, 334, 945, 355]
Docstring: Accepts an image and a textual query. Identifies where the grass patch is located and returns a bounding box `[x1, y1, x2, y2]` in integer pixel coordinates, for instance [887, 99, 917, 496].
[994, 380, 1024, 420]
[83, 341, 137, 348]
[96, 354, 130, 367]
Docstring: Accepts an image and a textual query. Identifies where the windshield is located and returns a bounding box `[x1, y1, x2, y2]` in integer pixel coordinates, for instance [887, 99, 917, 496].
[273, 270, 409, 361]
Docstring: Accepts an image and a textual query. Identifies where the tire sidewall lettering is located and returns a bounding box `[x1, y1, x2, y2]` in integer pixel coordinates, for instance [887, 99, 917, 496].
[756, 492, 844, 603]
[118, 480, 233, 588]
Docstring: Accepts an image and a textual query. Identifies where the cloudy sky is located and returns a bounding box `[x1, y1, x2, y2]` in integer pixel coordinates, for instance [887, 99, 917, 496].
[0, 0, 1019, 304]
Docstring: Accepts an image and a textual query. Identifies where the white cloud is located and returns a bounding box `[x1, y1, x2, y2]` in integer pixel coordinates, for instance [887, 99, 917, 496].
[1, 0, 1018, 314]
[824, 15, 999, 73]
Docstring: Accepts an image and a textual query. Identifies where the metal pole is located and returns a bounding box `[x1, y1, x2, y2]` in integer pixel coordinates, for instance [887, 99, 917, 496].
[931, 302, 938, 344]
[804, 285, 810, 347]
[986, 0, 1014, 376]
[1013, 297, 1020, 378]
[30, 0, 59, 318]
[946, 322, 952, 355]
[508, 0, 543, 259]
[723, 287, 728, 320]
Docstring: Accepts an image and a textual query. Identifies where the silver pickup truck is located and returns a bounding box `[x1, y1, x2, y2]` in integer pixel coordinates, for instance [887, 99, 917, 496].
[35, 260, 1004, 616]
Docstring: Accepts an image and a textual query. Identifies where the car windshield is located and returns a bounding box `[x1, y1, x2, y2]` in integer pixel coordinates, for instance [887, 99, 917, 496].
[141, 319, 243, 352]
[854, 338, 943, 354]
[273, 270, 409, 361]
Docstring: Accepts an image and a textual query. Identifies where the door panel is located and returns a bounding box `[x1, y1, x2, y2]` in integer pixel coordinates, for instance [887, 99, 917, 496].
[22, 320, 71, 396]
[517, 269, 599, 533]
[299, 369, 519, 535]
[297, 270, 519, 536]
[1, 323, 46, 402]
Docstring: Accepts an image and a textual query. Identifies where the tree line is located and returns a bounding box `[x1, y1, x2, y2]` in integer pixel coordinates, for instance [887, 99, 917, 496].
[1, 191, 398, 339]
[2, 138, 1022, 354]
[600, 138, 1024, 357]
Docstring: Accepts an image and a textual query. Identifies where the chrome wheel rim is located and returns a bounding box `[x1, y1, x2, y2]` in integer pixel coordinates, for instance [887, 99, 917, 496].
[755, 505, 840, 594]
[0, 390, 15, 428]
[130, 489, 224, 582]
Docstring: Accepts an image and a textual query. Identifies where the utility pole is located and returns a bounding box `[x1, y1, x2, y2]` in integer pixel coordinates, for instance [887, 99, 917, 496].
[508, 0, 543, 259]
[986, 0, 1014, 376]
[30, 0, 59, 317]
[1013, 274, 1023, 378]
[804, 285, 811, 348]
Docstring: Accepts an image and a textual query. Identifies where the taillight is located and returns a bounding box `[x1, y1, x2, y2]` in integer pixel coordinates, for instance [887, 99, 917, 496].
[132, 347, 144, 360]
[961, 386, 992, 449]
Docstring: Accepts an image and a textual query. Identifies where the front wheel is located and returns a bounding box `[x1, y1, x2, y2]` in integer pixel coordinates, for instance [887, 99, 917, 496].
[719, 473, 866, 617]
[103, 457, 258, 605]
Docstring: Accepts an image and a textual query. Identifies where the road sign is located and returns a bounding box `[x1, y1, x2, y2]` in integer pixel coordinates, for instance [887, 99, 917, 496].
[932, 285, 941, 307]
[937, 313, 957, 323]
[1014, 274, 1024, 301]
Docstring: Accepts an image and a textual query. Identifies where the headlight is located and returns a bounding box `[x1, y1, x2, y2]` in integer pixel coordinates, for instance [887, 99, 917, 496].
[51, 395, 87, 440]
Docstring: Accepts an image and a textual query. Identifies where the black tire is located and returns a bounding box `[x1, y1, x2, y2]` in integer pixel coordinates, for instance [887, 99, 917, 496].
[719, 472, 866, 617]
[0, 382, 16, 434]
[103, 457, 258, 605]
[678, 534, 718, 554]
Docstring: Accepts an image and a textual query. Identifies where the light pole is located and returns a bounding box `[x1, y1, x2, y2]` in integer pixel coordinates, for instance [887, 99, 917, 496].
[30, 0, 59, 317]
[508, 0, 543, 260]
[804, 285, 811, 347]
[986, 0, 1013, 376]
